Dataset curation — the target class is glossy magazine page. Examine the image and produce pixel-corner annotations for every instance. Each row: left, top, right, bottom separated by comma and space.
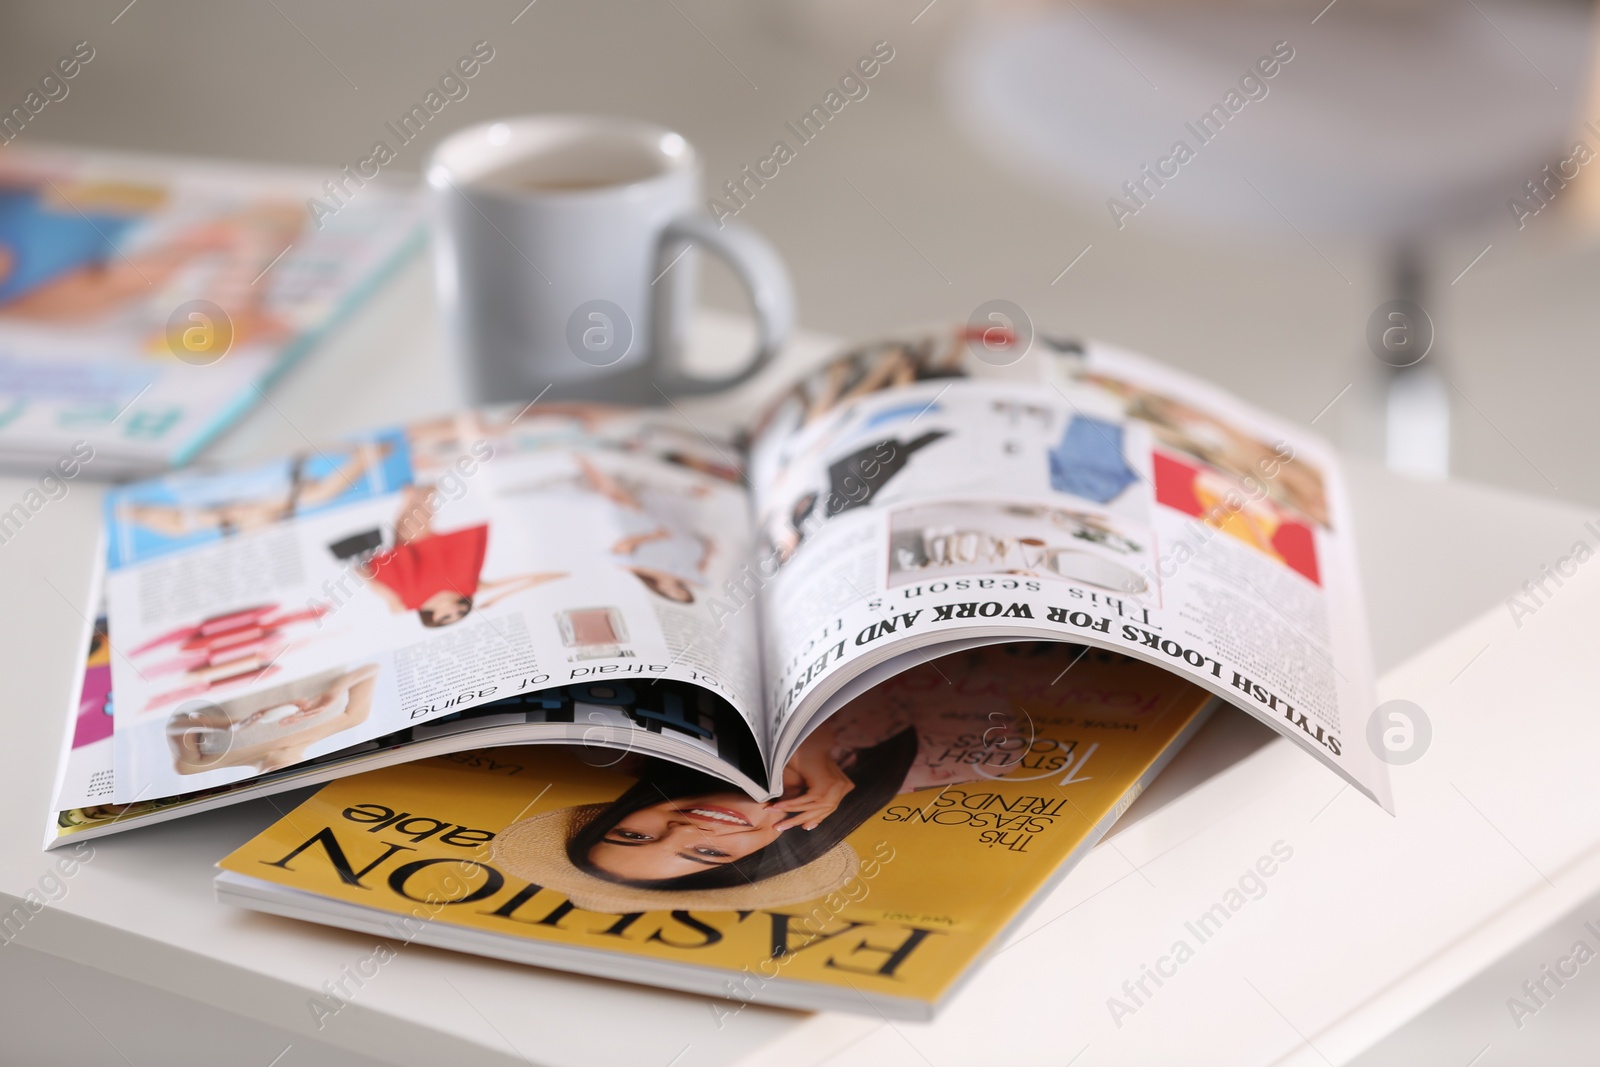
745, 325, 1391, 812
100, 407, 765, 807
216, 644, 1215, 1018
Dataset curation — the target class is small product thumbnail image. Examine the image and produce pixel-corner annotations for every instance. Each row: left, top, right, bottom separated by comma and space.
558, 606, 635, 661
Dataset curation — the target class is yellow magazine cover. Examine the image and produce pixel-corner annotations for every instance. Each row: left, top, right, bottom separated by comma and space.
216, 643, 1216, 1018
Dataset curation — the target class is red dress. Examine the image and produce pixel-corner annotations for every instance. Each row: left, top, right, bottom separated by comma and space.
366, 525, 489, 609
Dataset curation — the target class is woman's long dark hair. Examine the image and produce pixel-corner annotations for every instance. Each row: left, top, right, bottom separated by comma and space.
568, 726, 918, 890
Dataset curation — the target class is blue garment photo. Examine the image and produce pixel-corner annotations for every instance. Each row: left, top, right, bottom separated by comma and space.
1049, 415, 1138, 503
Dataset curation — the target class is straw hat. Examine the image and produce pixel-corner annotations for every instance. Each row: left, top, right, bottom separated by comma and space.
492, 804, 860, 914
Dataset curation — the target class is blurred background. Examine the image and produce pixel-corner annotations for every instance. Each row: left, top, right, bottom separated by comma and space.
5, 0, 1599, 500
3, 0, 1599, 1062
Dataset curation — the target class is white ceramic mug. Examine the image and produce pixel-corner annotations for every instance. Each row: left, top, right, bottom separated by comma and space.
427, 115, 795, 405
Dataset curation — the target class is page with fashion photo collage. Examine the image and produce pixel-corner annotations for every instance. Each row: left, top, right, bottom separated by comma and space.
744, 324, 1390, 812
96, 405, 768, 810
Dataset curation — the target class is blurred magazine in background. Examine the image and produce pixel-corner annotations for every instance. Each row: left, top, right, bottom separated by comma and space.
0, 145, 423, 476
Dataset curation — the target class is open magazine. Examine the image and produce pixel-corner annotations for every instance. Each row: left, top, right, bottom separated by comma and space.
217, 644, 1218, 1019
0, 144, 423, 475
47, 323, 1394, 849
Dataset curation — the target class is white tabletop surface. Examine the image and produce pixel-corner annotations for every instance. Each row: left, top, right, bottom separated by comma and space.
3, 260, 1597, 1066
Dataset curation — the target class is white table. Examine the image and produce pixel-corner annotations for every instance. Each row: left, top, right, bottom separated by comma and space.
3, 260, 1596, 1066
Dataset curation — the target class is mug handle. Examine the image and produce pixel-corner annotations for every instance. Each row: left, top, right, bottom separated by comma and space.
652, 213, 794, 396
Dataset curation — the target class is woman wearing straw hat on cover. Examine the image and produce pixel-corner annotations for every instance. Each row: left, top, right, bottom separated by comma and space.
493, 652, 1023, 913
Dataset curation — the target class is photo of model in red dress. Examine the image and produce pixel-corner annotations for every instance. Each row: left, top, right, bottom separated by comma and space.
356, 486, 566, 628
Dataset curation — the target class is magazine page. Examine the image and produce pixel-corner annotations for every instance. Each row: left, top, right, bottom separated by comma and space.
0, 144, 422, 472
102, 404, 765, 805
46, 585, 765, 846
51, 664, 762, 848
746, 325, 1392, 811
215, 644, 1217, 1018
48, 589, 112, 816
